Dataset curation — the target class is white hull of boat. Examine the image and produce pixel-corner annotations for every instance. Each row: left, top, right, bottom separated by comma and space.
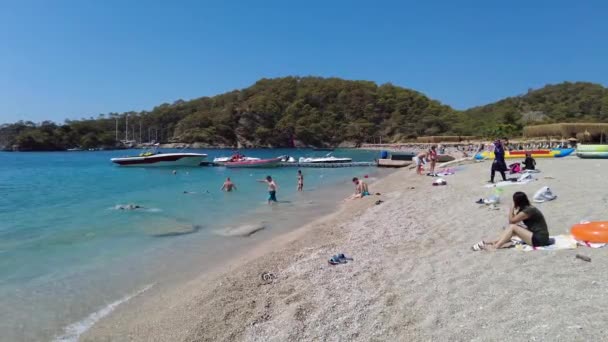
298, 157, 353, 163
111, 153, 207, 167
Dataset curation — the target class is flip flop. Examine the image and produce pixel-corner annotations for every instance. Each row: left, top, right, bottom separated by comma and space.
337, 253, 353, 262
471, 241, 486, 251
475, 199, 484, 204
328, 255, 347, 265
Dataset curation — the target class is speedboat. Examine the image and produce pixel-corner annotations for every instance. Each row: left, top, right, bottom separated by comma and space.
298, 156, 352, 163
224, 158, 281, 168
213, 155, 260, 165
111, 150, 207, 167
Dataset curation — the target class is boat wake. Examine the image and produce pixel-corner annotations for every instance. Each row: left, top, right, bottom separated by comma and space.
54, 283, 154, 342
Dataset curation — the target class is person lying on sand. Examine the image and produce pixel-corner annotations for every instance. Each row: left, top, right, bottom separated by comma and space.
472, 191, 551, 251
347, 177, 370, 199
220, 177, 237, 192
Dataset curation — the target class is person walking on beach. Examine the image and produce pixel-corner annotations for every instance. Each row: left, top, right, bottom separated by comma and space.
413, 151, 428, 175
297, 170, 304, 191
471, 191, 551, 251
258, 175, 278, 204
220, 177, 237, 192
489, 139, 508, 183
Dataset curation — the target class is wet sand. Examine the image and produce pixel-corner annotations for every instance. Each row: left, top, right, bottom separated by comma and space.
84, 157, 608, 341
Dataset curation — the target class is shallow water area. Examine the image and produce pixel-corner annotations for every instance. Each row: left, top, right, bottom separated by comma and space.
0, 148, 387, 341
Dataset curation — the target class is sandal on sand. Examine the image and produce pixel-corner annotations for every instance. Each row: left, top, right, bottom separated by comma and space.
475, 198, 484, 204
471, 241, 487, 251
337, 253, 353, 262
328, 255, 347, 265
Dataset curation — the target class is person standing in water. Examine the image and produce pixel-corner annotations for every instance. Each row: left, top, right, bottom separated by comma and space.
220, 177, 237, 192
297, 170, 304, 192
258, 175, 278, 204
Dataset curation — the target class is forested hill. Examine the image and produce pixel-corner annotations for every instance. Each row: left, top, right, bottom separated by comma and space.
1, 78, 608, 151
460, 82, 608, 137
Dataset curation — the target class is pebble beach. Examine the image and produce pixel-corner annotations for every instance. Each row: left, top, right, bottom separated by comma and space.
83, 157, 608, 341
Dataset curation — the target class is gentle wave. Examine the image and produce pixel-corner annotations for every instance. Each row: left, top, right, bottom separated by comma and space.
54, 283, 154, 342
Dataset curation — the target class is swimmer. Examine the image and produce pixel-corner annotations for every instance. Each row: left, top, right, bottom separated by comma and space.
257, 175, 278, 204
117, 204, 143, 210
172, 170, 177, 175
220, 177, 237, 192
297, 170, 304, 192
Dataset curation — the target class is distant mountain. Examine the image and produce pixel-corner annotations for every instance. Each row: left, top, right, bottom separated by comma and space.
1, 78, 608, 151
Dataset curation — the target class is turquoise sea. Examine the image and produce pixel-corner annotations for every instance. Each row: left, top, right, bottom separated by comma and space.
0, 148, 382, 341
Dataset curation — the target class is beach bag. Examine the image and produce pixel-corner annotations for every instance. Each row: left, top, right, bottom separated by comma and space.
509, 163, 521, 174
533, 186, 557, 203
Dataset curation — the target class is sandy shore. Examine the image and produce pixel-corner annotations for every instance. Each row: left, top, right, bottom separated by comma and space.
84, 157, 608, 341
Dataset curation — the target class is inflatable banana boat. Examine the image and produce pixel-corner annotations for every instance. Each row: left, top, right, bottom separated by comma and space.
575, 144, 608, 159
475, 148, 575, 160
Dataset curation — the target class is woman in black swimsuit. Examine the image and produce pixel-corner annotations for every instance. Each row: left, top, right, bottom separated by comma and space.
472, 192, 551, 251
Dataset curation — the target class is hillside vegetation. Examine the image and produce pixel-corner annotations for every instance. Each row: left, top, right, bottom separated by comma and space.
1, 78, 608, 151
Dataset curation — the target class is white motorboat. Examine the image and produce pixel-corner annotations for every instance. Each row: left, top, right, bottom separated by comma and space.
213, 155, 261, 165
111, 150, 207, 167
298, 155, 352, 163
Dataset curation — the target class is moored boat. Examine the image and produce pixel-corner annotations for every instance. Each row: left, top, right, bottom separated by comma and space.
298, 156, 353, 163
213, 156, 261, 165
224, 158, 281, 168
576, 144, 608, 159
111, 151, 207, 167
475, 148, 574, 160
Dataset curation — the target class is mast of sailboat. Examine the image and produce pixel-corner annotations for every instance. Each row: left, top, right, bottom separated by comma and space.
115, 117, 118, 141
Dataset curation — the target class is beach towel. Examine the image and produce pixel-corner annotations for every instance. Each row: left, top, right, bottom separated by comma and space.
512, 235, 577, 251
512, 235, 606, 251
533, 186, 557, 203
484, 171, 536, 188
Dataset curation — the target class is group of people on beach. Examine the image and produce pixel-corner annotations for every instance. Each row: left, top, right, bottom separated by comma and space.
488, 138, 537, 183
413, 145, 439, 176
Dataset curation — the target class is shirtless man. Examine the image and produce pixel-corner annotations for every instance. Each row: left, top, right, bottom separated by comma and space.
349, 177, 370, 199
257, 175, 278, 204
220, 177, 237, 192
413, 151, 428, 175
297, 170, 304, 192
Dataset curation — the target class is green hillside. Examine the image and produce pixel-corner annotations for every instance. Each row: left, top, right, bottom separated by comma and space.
1, 78, 608, 151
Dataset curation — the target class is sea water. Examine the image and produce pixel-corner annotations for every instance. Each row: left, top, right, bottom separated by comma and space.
0, 148, 382, 341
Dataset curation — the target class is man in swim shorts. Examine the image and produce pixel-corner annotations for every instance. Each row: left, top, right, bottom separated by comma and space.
258, 175, 278, 204
220, 177, 237, 192
350, 177, 370, 199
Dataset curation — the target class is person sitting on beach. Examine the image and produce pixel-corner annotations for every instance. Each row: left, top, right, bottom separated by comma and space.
348, 177, 370, 199
471, 192, 551, 251
220, 177, 237, 192
413, 151, 428, 175
523, 153, 536, 171
257, 176, 278, 204
297, 170, 304, 192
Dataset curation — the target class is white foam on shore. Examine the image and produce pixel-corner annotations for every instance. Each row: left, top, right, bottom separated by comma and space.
54, 283, 154, 342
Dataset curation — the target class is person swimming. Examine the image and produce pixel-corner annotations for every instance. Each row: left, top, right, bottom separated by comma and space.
220, 177, 237, 192
257, 175, 278, 204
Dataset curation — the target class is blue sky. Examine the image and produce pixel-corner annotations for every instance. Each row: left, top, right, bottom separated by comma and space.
1, 0, 607, 123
